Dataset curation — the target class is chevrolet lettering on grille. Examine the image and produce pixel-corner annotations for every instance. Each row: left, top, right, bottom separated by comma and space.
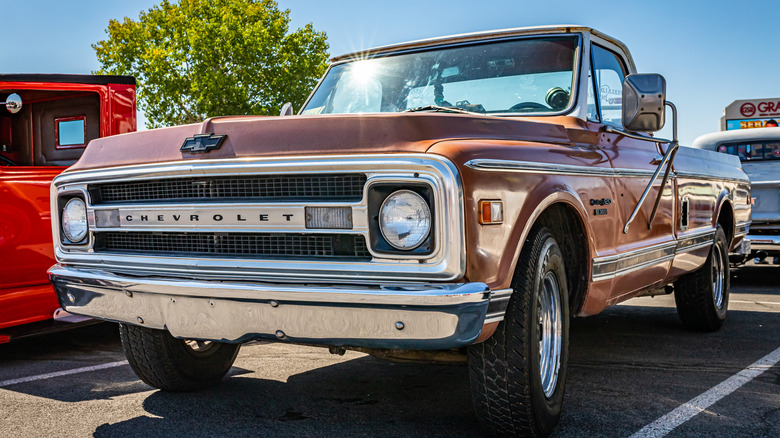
116, 207, 306, 228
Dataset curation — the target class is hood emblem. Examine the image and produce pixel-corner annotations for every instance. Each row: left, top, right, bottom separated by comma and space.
180, 133, 227, 153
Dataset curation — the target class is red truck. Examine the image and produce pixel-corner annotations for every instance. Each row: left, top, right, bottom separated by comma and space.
0, 74, 135, 343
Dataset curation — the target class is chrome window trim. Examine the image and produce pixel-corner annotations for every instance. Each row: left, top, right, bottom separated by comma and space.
52, 154, 466, 283
301, 33, 584, 119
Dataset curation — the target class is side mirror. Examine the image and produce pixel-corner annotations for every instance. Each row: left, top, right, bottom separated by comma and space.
622, 74, 665, 132
280, 102, 294, 116
1, 93, 22, 114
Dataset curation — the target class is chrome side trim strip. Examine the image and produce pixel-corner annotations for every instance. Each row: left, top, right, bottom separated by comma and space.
735, 221, 751, 237
485, 288, 513, 323
465, 159, 752, 184
676, 228, 716, 254
674, 170, 750, 184
592, 228, 717, 282
465, 159, 656, 178
592, 242, 677, 282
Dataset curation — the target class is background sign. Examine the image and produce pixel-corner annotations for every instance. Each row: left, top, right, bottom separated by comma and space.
721, 98, 780, 130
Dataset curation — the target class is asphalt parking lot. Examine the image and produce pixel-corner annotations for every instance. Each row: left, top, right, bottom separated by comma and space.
1, 263, 778, 437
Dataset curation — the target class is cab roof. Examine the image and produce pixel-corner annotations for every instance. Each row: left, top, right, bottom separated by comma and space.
692, 127, 780, 149
331, 25, 633, 66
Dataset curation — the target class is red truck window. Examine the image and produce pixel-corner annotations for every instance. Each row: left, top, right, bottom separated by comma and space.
55, 116, 87, 149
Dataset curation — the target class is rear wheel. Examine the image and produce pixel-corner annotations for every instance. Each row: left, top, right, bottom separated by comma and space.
674, 225, 729, 331
119, 323, 240, 391
468, 227, 569, 437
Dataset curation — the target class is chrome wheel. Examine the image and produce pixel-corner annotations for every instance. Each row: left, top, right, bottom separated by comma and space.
711, 242, 725, 309
538, 270, 562, 398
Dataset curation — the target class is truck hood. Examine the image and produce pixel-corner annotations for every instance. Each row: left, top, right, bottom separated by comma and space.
68, 113, 571, 171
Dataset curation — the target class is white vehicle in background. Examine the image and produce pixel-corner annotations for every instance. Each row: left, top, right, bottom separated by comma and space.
693, 127, 780, 264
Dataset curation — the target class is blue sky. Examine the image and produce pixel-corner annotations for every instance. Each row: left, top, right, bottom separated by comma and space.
2, 0, 778, 145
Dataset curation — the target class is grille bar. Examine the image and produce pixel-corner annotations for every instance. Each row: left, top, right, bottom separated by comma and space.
95, 232, 371, 260
90, 174, 367, 204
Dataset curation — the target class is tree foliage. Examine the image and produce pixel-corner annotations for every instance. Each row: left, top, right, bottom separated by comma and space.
93, 0, 329, 128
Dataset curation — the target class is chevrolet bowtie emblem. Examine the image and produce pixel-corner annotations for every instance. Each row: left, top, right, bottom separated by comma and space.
180, 133, 227, 153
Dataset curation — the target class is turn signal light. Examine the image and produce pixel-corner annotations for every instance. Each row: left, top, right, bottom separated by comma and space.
479, 200, 503, 224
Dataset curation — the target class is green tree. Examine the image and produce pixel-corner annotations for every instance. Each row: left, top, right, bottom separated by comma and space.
93, 0, 329, 128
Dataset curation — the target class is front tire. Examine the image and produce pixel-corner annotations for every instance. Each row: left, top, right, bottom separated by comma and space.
674, 225, 729, 331
119, 324, 240, 391
468, 227, 569, 437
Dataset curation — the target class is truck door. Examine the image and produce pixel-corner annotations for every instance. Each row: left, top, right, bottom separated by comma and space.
587, 45, 676, 302
0, 75, 135, 329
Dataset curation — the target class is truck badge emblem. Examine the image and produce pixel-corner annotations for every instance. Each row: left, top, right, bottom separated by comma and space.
180, 133, 227, 153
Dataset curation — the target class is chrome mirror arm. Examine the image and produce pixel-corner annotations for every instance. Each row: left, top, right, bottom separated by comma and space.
623, 101, 678, 234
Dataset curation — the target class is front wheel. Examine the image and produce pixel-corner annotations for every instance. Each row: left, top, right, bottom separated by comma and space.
674, 225, 729, 331
119, 324, 240, 391
468, 226, 569, 437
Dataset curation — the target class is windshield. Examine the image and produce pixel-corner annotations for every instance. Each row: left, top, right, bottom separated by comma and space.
302, 36, 579, 116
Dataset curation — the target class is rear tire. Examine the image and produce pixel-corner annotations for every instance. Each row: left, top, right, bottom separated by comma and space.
119, 323, 240, 391
467, 227, 569, 437
674, 225, 729, 331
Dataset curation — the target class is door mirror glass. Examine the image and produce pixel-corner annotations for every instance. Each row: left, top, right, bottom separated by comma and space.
2, 93, 22, 114
622, 74, 666, 132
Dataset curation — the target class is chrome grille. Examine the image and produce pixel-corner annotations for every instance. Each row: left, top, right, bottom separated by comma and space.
95, 232, 371, 260
90, 174, 367, 204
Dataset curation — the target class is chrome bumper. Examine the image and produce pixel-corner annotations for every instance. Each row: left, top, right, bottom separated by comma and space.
48, 265, 510, 350
746, 234, 780, 252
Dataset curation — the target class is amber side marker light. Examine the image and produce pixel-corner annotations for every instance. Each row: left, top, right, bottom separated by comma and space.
479, 200, 503, 224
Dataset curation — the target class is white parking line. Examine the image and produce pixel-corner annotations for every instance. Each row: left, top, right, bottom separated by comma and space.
629, 346, 780, 438
0, 360, 128, 388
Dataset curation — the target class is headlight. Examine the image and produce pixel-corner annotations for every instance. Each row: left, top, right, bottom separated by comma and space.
62, 198, 88, 243
379, 190, 431, 250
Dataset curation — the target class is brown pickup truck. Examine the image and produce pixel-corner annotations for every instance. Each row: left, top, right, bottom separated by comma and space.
48, 26, 750, 436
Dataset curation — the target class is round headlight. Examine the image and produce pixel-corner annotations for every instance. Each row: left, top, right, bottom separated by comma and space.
379, 190, 431, 250
62, 198, 88, 243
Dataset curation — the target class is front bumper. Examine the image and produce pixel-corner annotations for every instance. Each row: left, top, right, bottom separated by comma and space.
746, 234, 780, 252
48, 265, 510, 350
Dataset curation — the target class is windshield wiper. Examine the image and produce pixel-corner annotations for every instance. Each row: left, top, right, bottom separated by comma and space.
404, 105, 481, 115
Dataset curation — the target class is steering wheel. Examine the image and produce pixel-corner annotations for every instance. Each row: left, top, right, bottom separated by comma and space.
509, 101, 550, 112
0, 155, 17, 166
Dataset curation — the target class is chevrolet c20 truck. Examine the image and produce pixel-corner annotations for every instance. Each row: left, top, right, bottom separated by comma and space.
48, 26, 750, 436
0, 74, 135, 343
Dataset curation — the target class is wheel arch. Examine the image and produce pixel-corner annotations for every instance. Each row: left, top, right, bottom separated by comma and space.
507, 189, 592, 316
715, 190, 735, 245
